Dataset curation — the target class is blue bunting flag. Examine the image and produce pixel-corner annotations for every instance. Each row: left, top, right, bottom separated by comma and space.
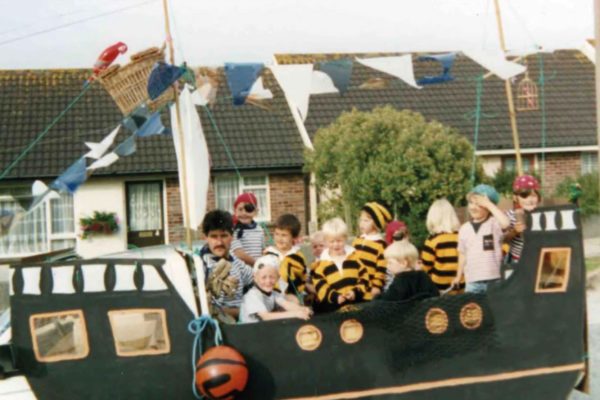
224, 63, 264, 105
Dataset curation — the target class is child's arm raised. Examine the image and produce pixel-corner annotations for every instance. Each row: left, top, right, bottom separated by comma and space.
474, 195, 510, 230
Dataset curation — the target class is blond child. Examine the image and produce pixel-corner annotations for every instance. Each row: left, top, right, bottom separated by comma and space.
421, 199, 463, 293
452, 185, 510, 293
312, 218, 369, 312
504, 175, 541, 262
352, 201, 392, 299
239, 255, 312, 323
377, 241, 439, 301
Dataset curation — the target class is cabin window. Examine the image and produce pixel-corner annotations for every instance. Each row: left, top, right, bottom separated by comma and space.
30, 310, 89, 363
581, 152, 598, 175
214, 175, 271, 222
535, 247, 571, 293
108, 309, 170, 357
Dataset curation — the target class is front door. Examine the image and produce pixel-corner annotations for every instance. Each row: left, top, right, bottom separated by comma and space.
126, 181, 165, 248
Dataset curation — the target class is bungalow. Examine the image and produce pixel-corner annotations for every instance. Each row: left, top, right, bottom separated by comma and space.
0, 48, 596, 259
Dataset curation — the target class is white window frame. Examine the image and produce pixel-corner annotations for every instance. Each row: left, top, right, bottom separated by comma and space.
214, 175, 271, 223
581, 152, 598, 175
0, 188, 76, 258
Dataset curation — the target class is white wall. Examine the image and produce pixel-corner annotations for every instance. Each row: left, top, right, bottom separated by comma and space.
74, 180, 127, 258
481, 156, 502, 177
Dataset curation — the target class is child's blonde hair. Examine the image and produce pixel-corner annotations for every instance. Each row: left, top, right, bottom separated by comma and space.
253, 255, 280, 274
310, 230, 326, 244
384, 240, 419, 270
426, 199, 460, 234
321, 218, 348, 238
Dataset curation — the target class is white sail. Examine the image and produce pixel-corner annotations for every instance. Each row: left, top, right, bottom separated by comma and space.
170, 85, 210, 230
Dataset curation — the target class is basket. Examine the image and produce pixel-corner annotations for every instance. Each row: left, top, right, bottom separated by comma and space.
98, 46, 175, 116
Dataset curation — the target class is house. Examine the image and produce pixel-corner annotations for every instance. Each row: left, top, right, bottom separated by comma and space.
0, 68, 308, 259
0, 49, 596, 259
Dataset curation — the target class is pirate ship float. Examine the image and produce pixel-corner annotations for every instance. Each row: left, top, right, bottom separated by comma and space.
0, 204, 588, 399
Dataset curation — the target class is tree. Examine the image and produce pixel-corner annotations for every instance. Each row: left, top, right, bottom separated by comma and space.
554, 172, 599, 217
305, 106, 485, 245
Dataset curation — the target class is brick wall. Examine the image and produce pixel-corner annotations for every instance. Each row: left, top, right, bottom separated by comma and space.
541, 152, 581, 195
165, 173, 308, 243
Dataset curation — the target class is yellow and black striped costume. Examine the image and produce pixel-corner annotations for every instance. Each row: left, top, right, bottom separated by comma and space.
420, 232, 464, 293
312, 249, 369, 307
351, 235, 387, 299
265, 246, 308, 296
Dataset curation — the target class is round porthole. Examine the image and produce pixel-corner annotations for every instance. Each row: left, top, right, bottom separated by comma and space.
340, 319, 364, 344
425, 308, 448, 335
295, 324, 322, 351
460, 303, 483, 330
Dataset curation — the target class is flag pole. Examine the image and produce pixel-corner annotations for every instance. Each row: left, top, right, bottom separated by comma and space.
162, 0, 193, 250
493, 0, 524, 177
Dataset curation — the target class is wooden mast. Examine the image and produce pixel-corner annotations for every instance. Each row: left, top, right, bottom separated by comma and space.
493, 0, 524, 176
163, 0, 193, 249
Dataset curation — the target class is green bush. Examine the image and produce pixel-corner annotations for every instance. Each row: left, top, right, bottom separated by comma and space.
554, 173, 599, 217
305, 106, 484, 246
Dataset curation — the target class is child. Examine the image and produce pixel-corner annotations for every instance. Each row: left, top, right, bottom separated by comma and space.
421, 199, 463, 294
305, 230, 326, 297
504, 175, 541, 262
231, 192, 265, 266
377, 240, 439, 301
352, 201, 392, 300
239, 255, 312, 323
312, 218, 369, 312
264, 214, 309, 300
452, 184, 510, 294
385, 220, 409, 245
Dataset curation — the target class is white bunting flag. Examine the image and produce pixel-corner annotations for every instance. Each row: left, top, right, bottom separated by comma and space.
87, 152, 119, 171
356, 55, 421, 89
310, 70, 339, 95
463, 49, 527, 80
270, 64, 313, 121
84, 125, 121, 159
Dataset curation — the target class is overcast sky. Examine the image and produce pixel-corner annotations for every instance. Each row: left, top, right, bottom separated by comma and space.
0, 0, 594, 69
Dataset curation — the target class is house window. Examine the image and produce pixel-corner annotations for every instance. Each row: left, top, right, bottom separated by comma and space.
30, 310, 89, 363
214, 176, 270, 222
503, 156, 534, 173
108, 309, 170, 357
0, 188, 75, 257
581, 152, 598, 175
535, 247, 571, 293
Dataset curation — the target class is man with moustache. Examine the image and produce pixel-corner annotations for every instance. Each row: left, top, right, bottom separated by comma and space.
199, 209, 253, 319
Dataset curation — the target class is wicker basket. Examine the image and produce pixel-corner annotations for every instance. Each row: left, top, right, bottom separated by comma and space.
98, 47, 175, 116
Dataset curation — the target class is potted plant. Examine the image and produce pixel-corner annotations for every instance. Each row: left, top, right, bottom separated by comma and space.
80, 211, 119, 239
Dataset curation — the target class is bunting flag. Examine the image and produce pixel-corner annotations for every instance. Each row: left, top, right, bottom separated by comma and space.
29, 180, 60, 211
170, 85, 210, 229
270, 64, 313, 121
462, 49, 526, 80
123, 104, 151, 132
87, 152, 119, 171
51, 158, 88, 194
135, 112, 166, 137
114, 135, 137, 157
147, 62, 185, 100
310, 70, 339, 94
417, 53, 457, 85
84, 125, 120, 159
191, 72, 219, 106
0, 210, 17, 237
224, 63, 264, 105
247, 77, 273, 101
356, 55, 421, 89
317, 59, 353, 94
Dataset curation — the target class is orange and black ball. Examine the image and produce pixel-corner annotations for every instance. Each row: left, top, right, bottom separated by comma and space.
195, 345, 248, 400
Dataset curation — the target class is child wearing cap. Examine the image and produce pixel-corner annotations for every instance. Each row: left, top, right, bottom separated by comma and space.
239, 255, 312, 323
312, 218, 369, 312
421, 199, 463, 294
504, 175, 541, 262
231, 192, 265, 266
352, 201, 392, 300
377, 240, 439, 302
452, 185, 510, 294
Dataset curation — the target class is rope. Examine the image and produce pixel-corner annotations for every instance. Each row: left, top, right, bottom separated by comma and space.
538, 52, 547, 193
201, 105, 274, 245
188, 315, 223, 399
469, 75, 484, 188
0, 83, 92, 181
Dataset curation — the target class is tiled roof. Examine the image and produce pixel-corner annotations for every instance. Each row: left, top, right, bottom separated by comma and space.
0, 67, 304, 180
296, 50, 596, 152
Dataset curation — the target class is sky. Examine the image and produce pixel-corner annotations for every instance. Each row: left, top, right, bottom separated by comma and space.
0, 0, 594, 69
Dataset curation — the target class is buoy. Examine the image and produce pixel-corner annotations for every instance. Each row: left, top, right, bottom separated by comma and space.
195, 345, 248, 400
